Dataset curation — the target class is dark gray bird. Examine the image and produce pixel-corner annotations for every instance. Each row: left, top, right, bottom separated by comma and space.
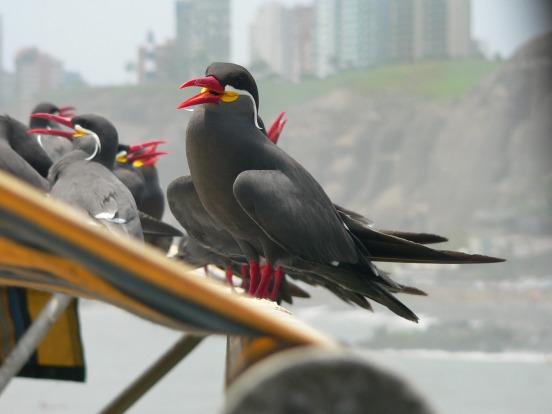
174, 62, 504, 322
0, 138, 49, 191
137, 154, 165, 220
0, 102, 68, 182
167, 175, 249, 285
166, 145, 408, 307
0, 102, 76, 187
114, 142, 181, 252
29, 102, 76, 163
168, 174, 291, 300
114, 141, 167, 216
0, 115, 53, 179
30, 113, 143, 240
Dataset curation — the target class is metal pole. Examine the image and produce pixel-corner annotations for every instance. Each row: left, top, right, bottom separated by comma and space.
98, 334, 204, 414
0, 292, 73, 394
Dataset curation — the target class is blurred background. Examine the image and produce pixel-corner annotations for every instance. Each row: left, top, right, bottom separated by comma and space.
1, 1, 551, 413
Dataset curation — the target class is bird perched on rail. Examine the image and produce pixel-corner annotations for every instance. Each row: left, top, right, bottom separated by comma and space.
168, 113, 294, 297
167, 115, 416, 306
173, 62, 504, 322
29, 113, 144, 240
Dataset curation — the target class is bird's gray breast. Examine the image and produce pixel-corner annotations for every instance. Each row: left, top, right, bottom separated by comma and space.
185, 107, 266, 237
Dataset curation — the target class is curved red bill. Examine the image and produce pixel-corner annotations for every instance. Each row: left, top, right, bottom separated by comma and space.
126, 150, 168, 163
177, 76, 225, 109
58, 106, 76, 117
27, 128, 74, 139
127, 140, 166, 154
141, 157, 160, 167
30, 113, 73, 129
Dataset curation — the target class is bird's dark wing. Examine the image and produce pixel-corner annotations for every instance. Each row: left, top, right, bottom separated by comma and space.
233, 170, 358, 263
176, 235, 230, 268
377, 230, 448, 244
167, 175, 245, 260
0, 144, 49, 191
0, 115, 53, 177
334, 203, 374, 226
114, 165, 146, 208
138, 212, 183, 237
334, 204, 448, 244
140, 167, 165, 220
50, 163, 142, 240
342, 218, 504, 263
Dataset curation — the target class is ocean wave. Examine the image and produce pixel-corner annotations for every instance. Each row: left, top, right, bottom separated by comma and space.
361, 348, 552, 364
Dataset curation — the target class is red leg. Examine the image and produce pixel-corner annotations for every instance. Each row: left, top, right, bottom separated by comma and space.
225, 266, 235, 289
240, 264, 249, 290
255, 263, 274, 298
268, 267, 284, 302
248, 260, 260, 295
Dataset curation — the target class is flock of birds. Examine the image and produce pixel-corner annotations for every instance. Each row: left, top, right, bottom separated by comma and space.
0, 62, 504, 323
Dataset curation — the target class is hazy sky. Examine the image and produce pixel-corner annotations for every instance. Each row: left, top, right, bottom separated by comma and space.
1, 0, 551, 86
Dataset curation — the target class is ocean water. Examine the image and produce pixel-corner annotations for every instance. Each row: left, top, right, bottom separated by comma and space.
1, 300, 551, 413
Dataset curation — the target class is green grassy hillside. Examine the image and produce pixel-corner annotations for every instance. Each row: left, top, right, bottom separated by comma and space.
30, 58, 502, 118
258, 59, 503, 115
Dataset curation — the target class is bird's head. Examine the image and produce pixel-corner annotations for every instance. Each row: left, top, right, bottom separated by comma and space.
28, 102, 76, 129
177, 62, 261, 128
28, 113, 119, 168
116, 140, 167, 168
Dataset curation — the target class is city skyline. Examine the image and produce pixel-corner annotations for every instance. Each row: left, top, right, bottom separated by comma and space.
1, 0, 551, 86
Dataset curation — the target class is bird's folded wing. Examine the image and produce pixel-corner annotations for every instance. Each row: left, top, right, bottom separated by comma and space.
344, 218, 504, 264
138, 211, 183, 237
167, 175, 244, 259
233, 170, 357, 263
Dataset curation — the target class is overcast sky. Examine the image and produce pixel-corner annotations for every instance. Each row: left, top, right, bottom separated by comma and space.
1, 0, 551, 86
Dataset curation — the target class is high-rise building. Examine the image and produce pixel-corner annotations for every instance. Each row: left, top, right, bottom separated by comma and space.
290, 6, 315, 81
446, 0, 471, 58
314, 0, 340, 77
314, 0, 472, 77
250, 2, 290, 79
175, 0, 230, 79
15, 48, 64, 100
0, 15, 4, 71
136, 31, 179, 84
340, 0, 389, 69
138, 31, 158, 83
387, 0, 416, 63
250, 3, 314, 81
0, 15, 11, 109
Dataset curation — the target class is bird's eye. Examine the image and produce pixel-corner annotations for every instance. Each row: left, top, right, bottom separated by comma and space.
235, 76, 245, 89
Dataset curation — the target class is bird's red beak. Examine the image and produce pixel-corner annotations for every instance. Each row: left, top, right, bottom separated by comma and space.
58, 106, 76, 118
127, 140, 166, 154
30, 113, 73, 128
122, 141, 167, 167
127, 146, 167, 167
177, 76, 225, 109
140, 156, 160, 167
126, 150, 168, 163
27, 113, 75, 139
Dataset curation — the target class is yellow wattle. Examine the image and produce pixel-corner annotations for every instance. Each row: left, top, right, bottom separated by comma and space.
221, 91, 239, 103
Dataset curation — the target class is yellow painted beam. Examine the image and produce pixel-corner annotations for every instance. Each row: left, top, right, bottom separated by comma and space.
0, 171, 335, 347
